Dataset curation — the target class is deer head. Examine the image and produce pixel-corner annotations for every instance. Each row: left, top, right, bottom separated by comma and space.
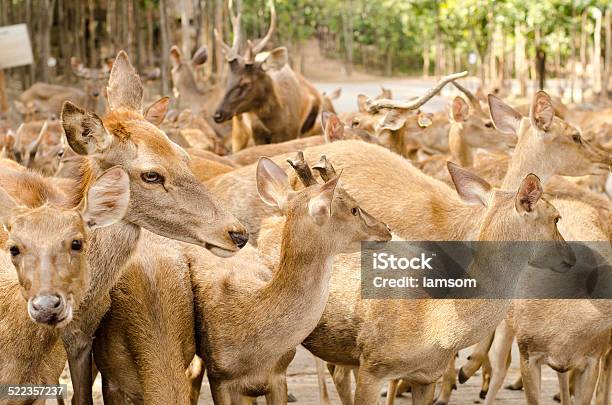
257, 152, 392, 253
0, 167, 130, 327
488, 91, 611, 178
448, 96, 516, 166
61, 51, 248, 257
448, 162, 575, 273
71, 57, 112, 111
169, 45, 210, 107
213, 0, 279, 123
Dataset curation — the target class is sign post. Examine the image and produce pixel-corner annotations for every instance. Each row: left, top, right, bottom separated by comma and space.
0, 23, 34, 113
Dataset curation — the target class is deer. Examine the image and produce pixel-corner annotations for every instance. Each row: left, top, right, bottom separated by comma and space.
190, 153, 391, 404
92, 231, 204, 405
169, 45, 231, 140
344, 72, 468, 158
54, 50, 248, 405
255, 158, 574, 405
0, 165, 130, 400
213, 0, 324, 149
15, 58, 110, 120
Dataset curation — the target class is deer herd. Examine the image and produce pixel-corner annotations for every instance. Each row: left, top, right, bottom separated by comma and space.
0, 2, 611, 405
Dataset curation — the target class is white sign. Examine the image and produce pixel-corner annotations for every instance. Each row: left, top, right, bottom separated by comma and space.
0, 24, 34, 69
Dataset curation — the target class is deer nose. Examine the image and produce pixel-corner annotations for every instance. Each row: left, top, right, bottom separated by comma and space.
29, 293, 65, 325
229, 230, 249, 249
92, 90, 100, 97
213, 111, 225, 123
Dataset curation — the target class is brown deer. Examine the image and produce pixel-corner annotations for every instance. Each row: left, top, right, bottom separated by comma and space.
213, 0, 324, 148
55, 50, 248, 405
191, 153, 391, 404
93, 231, 203, 405
0, 165, 130, 399
256, 161, 574, 405
169, 45, 231, 140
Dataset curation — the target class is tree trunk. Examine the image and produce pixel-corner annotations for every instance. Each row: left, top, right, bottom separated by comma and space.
39, 0, 56, 82
515, 23, 527, 96
422, 33, 430, 77
146, 4, 154, 68
342, 0, 353, 76
181, 0, 191, 57
134, 0, 144, 72
214, 0, 224, 79
88, 0, 97, 66
605, 8, 611, 93
580, 11, 589, 99
0, 70, 8, 114
160, 0, 170, 95
592, 8, 602, 95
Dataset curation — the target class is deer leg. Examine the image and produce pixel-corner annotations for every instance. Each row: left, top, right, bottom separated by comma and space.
574, 358, 600, 405
354, 366, 384, 405
315, 357, 332, 405
595, 341, 612, 405
329, 364, 354, 405
385, 379, 399, 405
411, 383, 436, 405
483, 321, 514, 405
458, 332, 495, 384
100, 375, 128, 405
480, 355, 492, 399
209, 378, 232, 405
265, 375, 288, 405
557, 372, 571, 405
433, 355, 457, 405
66, 336, 94, 405
519, 354, 541, 405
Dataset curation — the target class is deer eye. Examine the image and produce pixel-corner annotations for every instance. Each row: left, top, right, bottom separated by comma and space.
71, 240, 83, 252
57, 149, 65, 158
554, 216, 561, 224
141, 171, 164, 184
484, 121, 493, 128
572, 134, 581, 144
9, 245, 20, 257
351, 207, 359, 216
351, 119, 360, 128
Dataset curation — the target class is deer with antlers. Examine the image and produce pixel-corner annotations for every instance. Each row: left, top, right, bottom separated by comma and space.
213, 0, 324, 150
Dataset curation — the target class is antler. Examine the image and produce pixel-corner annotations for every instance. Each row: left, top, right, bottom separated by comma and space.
251, 0, 276, 54
311, 155, 337, 182
452, 81, 485, 115
214, 0, 243, 60
367, 71, 468, 112
287, 151, 318, 186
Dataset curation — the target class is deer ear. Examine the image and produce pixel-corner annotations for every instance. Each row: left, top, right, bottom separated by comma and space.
107, 51, 144, 113
447, 162, 492, 206
357, 95, 368, 112
323, 112, 344, 142
417, 111, 433, 128
191, 46, 208, 65
488, 94, 522, 135
144, 97, 170, 126
82, 166, 130, 230
70, 57, 86, 77
451, 97, 469, 122
515, 173, 543, 214
256, 157, 290, 209
328, 87, 342, 100
170, 46, 182, 68
530, 91, 555, 132
61, 101, 112, 156
308, 176, 339, 226
261, 47, 288, 71
379, 109, 408, 131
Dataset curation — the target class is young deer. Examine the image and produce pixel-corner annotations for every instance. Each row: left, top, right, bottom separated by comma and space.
0, 166, 129, 396
213, 0, 324, 146
56, 50, 248, 405
191, 153, 391, 404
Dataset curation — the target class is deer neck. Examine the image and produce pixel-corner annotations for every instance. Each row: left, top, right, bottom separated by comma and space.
502, 126, 552, 189
73, 158, 142, 308
448, 124, 473, 167
254, 220, 335, 354
251, 78, 282, 126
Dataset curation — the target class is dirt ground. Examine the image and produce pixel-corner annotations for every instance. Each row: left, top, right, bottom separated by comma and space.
59, 344, 567, 404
